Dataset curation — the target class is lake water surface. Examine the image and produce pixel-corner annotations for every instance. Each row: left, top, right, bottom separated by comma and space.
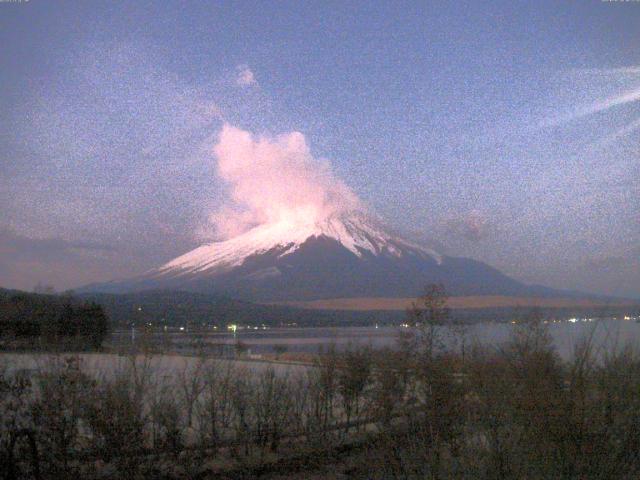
175, 318, 640, 360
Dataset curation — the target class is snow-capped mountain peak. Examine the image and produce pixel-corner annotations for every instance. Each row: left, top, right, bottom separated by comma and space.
83, 210, 547, 302
156, 212, 442, 277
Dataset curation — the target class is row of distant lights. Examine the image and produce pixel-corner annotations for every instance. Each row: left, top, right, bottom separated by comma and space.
227, 324, 271, 331
136, 307, 271, 332
397, 316, 638, 328
565, 315, 637, 323
512, 315, 638, 325
134, 304, 637, 331
160, 318, 639, 331
154, 323, 272, 332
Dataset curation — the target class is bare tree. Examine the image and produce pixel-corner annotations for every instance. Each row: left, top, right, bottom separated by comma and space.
81, 359, 151, 475
314, 345, 339, 433
337, 347, 372, 434
150, 384, 184, 455
196, 361, 236, 452
176, 357, 206, 429
406, 283, 450, 359
367, 348, 409, 428
251, 367, 292, 456
0, 368, 39, 480
31, 356, 94, 476
229, 367, 253, 458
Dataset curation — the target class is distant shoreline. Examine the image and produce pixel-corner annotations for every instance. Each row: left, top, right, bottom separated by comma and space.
271, 295, 640, 311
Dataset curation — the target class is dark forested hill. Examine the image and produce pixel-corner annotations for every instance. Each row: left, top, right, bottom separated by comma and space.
0, 288, 109, 348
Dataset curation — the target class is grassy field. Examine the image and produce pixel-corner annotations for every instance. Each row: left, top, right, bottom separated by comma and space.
273, 295, 638, 311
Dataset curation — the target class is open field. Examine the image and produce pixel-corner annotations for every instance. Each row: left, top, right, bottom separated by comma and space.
274, 295, 639, 311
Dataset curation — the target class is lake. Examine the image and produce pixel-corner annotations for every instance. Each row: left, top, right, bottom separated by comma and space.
121, 317, 640, 361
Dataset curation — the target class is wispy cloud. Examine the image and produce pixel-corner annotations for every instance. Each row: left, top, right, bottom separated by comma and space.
0, 228, 126, 291
445, 210, 490, 242
570, 66, 640, 76
236, 65, 257, 86
544, 67, 640, 128
597, 116, 640, 147
573, 86, 640, 119
0, 228, 115, 261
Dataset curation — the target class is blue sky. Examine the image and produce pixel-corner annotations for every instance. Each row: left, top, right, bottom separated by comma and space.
1, 0, 639, 297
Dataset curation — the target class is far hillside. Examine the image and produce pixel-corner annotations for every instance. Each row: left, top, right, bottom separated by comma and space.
77, 289, 389, 327
3, 288, 636, 335
80, 289, 639, 328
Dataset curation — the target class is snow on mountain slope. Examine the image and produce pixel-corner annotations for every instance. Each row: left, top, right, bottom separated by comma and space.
156, 212, 442, 277
82, 210, 563, 301
78, 126, 577, 301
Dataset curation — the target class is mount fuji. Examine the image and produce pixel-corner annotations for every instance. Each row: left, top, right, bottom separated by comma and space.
86, 211, 559, 302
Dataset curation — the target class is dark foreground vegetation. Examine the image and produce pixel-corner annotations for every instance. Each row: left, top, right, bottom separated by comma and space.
3, 296, 640, 479
0, 290, 109, 351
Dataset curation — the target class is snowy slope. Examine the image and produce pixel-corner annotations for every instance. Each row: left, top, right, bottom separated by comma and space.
83, 212, 563, 301
155, 212, 442, 277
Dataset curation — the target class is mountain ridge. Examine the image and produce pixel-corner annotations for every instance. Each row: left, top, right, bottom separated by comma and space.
81, 211, 586, 302
154, 211, 441, 277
